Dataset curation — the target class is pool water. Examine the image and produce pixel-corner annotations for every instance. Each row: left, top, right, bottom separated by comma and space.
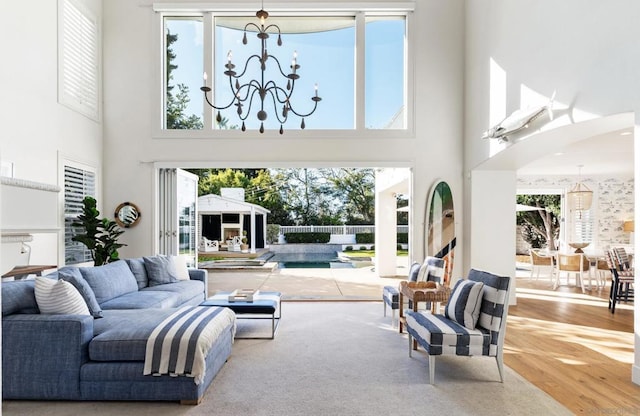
269, 252, 354, 269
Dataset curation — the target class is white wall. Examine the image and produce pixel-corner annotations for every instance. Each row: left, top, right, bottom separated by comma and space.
465, 0, 640, 384
102, 0, 466, 282
0, 0, 103, 267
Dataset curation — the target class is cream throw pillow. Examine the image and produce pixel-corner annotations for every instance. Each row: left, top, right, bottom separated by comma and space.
171, 255, 190, 280
35, 277, 90, 315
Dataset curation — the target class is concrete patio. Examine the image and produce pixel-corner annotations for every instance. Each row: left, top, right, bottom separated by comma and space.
204, 257, 411, 301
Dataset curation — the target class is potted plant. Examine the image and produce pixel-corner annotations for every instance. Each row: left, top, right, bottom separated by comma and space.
240, 230, 249, 253
72, 196, 127, 266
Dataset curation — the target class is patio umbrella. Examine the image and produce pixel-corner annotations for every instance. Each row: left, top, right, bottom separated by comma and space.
516, 204, 545, 212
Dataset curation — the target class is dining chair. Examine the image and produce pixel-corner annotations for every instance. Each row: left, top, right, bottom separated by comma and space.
529, 249, 555, 281
613, 247, 633, 271
605, 249, 634, 314
554, 253, 589, 293
597, 258, 611, 283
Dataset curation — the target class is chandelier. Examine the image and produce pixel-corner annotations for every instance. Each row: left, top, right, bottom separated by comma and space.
567, 165, 593, 216
201, 6, 322, 134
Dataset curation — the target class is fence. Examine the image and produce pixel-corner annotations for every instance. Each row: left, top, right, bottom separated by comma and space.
279, 225, 409, 235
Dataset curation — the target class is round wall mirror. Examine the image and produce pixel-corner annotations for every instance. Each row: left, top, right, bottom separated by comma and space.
424, 180, 456, 285
114, 202, 141, 228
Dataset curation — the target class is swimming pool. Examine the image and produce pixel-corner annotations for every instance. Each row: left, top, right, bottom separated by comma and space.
269, 252, 354, 269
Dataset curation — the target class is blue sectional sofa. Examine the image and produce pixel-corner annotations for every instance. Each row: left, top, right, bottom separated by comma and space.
2, 257, 235, 404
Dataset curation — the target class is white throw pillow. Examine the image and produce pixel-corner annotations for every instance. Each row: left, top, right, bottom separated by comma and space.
171, 255, 190, 280
34, 277, 90, 315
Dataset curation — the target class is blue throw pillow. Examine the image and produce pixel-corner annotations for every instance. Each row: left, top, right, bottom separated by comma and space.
407, 262, 421, 282
445, 279, 484, 330
58, 266, 103, 318
125, 257, 149, 289
79, 260, 139, 304
143, 255, 180, 286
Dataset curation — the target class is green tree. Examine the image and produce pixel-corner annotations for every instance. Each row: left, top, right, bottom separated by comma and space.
516, 194, 561, 250
321, 168, 375, 224
196, 168, 251, 196
245, 170, 292, 225
165, 30, 203, 130
275, 168, 340, 225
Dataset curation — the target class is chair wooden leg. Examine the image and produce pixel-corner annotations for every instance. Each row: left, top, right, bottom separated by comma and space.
429, 355, 435, 384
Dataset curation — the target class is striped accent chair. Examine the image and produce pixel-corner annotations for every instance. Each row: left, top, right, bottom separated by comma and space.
382, 257, 446, 327
405, 269, 511, 384
383, 262, 420, 327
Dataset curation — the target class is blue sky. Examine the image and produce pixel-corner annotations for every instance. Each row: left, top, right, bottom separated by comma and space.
167, 16, 404, 131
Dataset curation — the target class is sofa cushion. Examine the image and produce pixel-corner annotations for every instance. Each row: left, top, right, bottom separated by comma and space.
58, 266, 103, 318
34, 277, 90, 316
445, 279, 484, 330
140, 280, 205, 305
99, 290, 180, 310
1, 280, 39, 316
143, 255, 180, 286
125, 258, 149, 289
80, 260, 139, 305
90, 309, 181, 361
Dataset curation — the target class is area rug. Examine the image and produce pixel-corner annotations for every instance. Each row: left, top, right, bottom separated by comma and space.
2, 302, 570, 416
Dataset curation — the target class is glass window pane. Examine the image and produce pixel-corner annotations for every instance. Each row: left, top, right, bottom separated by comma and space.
165, 17, 204, 129
213, 16, 355, 131
365, 17, 406, 129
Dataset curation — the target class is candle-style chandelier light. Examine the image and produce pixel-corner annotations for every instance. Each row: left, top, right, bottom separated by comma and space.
201, 5, 322, 134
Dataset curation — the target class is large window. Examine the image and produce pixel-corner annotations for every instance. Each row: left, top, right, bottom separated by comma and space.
64, 163, 96, 264
158, 5, 410, 135
58, 0, 100, 121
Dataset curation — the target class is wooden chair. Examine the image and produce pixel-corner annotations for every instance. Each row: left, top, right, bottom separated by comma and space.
554, 253, 589, 293
597, 259, 611, 283
605, 249, 634, 314
529, 249, 554, 281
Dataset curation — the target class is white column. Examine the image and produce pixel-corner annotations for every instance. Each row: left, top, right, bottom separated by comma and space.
633, 121, 640, 386
375, 190, 397, 277
263, 213, 268, 248
250, 207, 256, 254
470, 170, 517, 305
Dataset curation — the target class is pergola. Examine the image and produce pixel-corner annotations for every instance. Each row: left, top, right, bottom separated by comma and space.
198, 192, 270, 254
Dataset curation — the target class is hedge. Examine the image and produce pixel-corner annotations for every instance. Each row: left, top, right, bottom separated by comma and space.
355, 232, 408, 244
284, 232, 331, 244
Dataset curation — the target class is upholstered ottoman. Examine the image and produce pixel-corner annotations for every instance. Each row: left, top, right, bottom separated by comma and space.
202, 291, 281, 339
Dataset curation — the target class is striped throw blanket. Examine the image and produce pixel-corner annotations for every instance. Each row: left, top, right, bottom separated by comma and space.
143, 306, 236, 385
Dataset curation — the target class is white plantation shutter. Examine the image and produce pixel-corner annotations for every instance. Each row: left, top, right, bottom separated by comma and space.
64, 164, 96, 264
59, 0, 100, 120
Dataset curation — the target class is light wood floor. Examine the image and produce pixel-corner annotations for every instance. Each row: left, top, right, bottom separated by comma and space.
505, 274, 640, 414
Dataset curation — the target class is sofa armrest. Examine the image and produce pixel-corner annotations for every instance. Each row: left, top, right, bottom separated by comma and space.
2, 314, 94, 400
189, 268, 208, 288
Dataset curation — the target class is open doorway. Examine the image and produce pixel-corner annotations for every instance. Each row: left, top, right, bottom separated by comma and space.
156, 166, 413, 299
515, 190, 562, 278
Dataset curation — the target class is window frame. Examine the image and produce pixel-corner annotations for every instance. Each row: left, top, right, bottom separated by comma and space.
152, 2, 415, 139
